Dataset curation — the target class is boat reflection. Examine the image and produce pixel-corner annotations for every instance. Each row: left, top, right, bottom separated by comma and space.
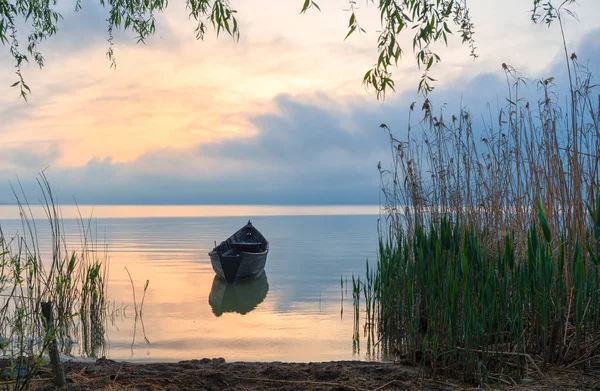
209, 272, 269, 317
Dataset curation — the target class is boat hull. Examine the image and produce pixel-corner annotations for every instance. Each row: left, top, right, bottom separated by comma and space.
208, 220, 269, 284
209, 250, 268, 283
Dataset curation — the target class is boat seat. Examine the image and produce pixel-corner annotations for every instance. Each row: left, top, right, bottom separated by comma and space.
232, 241, 261, 246
231, 241, 263, 253
223, 248, 239, 256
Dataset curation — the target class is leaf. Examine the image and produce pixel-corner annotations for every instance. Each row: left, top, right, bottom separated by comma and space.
301, 0, 311, 13
344, 25, 356, 41
537, 200, 552, 243
426, 56, 433, 70
10, 81, 20, 87
585, 242, 600, 266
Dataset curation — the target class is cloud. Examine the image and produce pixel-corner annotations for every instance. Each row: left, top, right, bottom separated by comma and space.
1, 23, 599, 206
0, 142, 61, 170
198, 95, 380, 164
6, 94, 391, 205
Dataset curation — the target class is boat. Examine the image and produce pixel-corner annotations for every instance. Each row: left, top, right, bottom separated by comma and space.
208, 220, 269, 283
208, 271, 269, 316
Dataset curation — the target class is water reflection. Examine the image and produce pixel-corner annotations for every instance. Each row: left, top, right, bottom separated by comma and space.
80, 308, 107, 359
57, 300, 151, 360
0, 215, 380, 362
209, 272, 269, 317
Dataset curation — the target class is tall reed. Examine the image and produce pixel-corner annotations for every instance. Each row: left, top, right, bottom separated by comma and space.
0, 174, 109, 389
356, 53, 600, 383
380, 60, 599, 262
358, 201, 600, 383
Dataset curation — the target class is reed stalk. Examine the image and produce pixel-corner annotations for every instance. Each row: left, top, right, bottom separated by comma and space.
355, 55, 600, 383
0, 174, 110, 389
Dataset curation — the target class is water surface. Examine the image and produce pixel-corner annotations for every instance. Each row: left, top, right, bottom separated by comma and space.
0, 206, 381, 363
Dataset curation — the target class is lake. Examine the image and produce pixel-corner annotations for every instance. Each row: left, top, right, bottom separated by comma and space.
0, 205, 384, 363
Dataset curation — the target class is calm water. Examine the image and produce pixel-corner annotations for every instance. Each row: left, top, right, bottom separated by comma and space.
0, 205, 382, 363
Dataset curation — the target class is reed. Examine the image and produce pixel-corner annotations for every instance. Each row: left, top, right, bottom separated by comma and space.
357, 202, 600, 383
380, 59, 599, 261
355, 51, 600, 383
0, 174, 110, 389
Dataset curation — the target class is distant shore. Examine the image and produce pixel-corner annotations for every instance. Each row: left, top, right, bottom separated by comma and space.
0, 204, 380, 220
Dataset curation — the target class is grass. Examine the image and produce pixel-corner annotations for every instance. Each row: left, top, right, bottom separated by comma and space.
0, 174, 110, 390
353, 31, 600, 384
358, 207, 600, 383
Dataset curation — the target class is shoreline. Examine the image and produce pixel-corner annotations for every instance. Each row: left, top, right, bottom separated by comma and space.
34, 357, 462, 391
59, 356, 395, 365
23, 356, 597, 390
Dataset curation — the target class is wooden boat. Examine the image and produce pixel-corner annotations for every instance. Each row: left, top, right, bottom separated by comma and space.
208, 220, 269, 283
208, 271, 269, 316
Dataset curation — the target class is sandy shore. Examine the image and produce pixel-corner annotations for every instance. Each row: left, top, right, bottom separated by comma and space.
18, 357, 597, 390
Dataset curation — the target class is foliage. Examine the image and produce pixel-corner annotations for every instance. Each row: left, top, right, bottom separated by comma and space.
356, 206, 600, 383
1, 0, 239, 101
0, 174, 109, 389
0, 0, 580, 100
352, 5, 600, 379
340, 0, 477, 98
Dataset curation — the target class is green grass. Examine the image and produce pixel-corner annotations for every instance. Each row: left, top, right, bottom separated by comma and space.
355, 202, 600, 383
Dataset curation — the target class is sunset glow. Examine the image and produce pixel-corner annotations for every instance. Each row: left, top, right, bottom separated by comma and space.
1, 0, 599, 205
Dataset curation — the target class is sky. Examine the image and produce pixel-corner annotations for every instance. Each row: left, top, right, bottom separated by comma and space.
0, 0, 599, 205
